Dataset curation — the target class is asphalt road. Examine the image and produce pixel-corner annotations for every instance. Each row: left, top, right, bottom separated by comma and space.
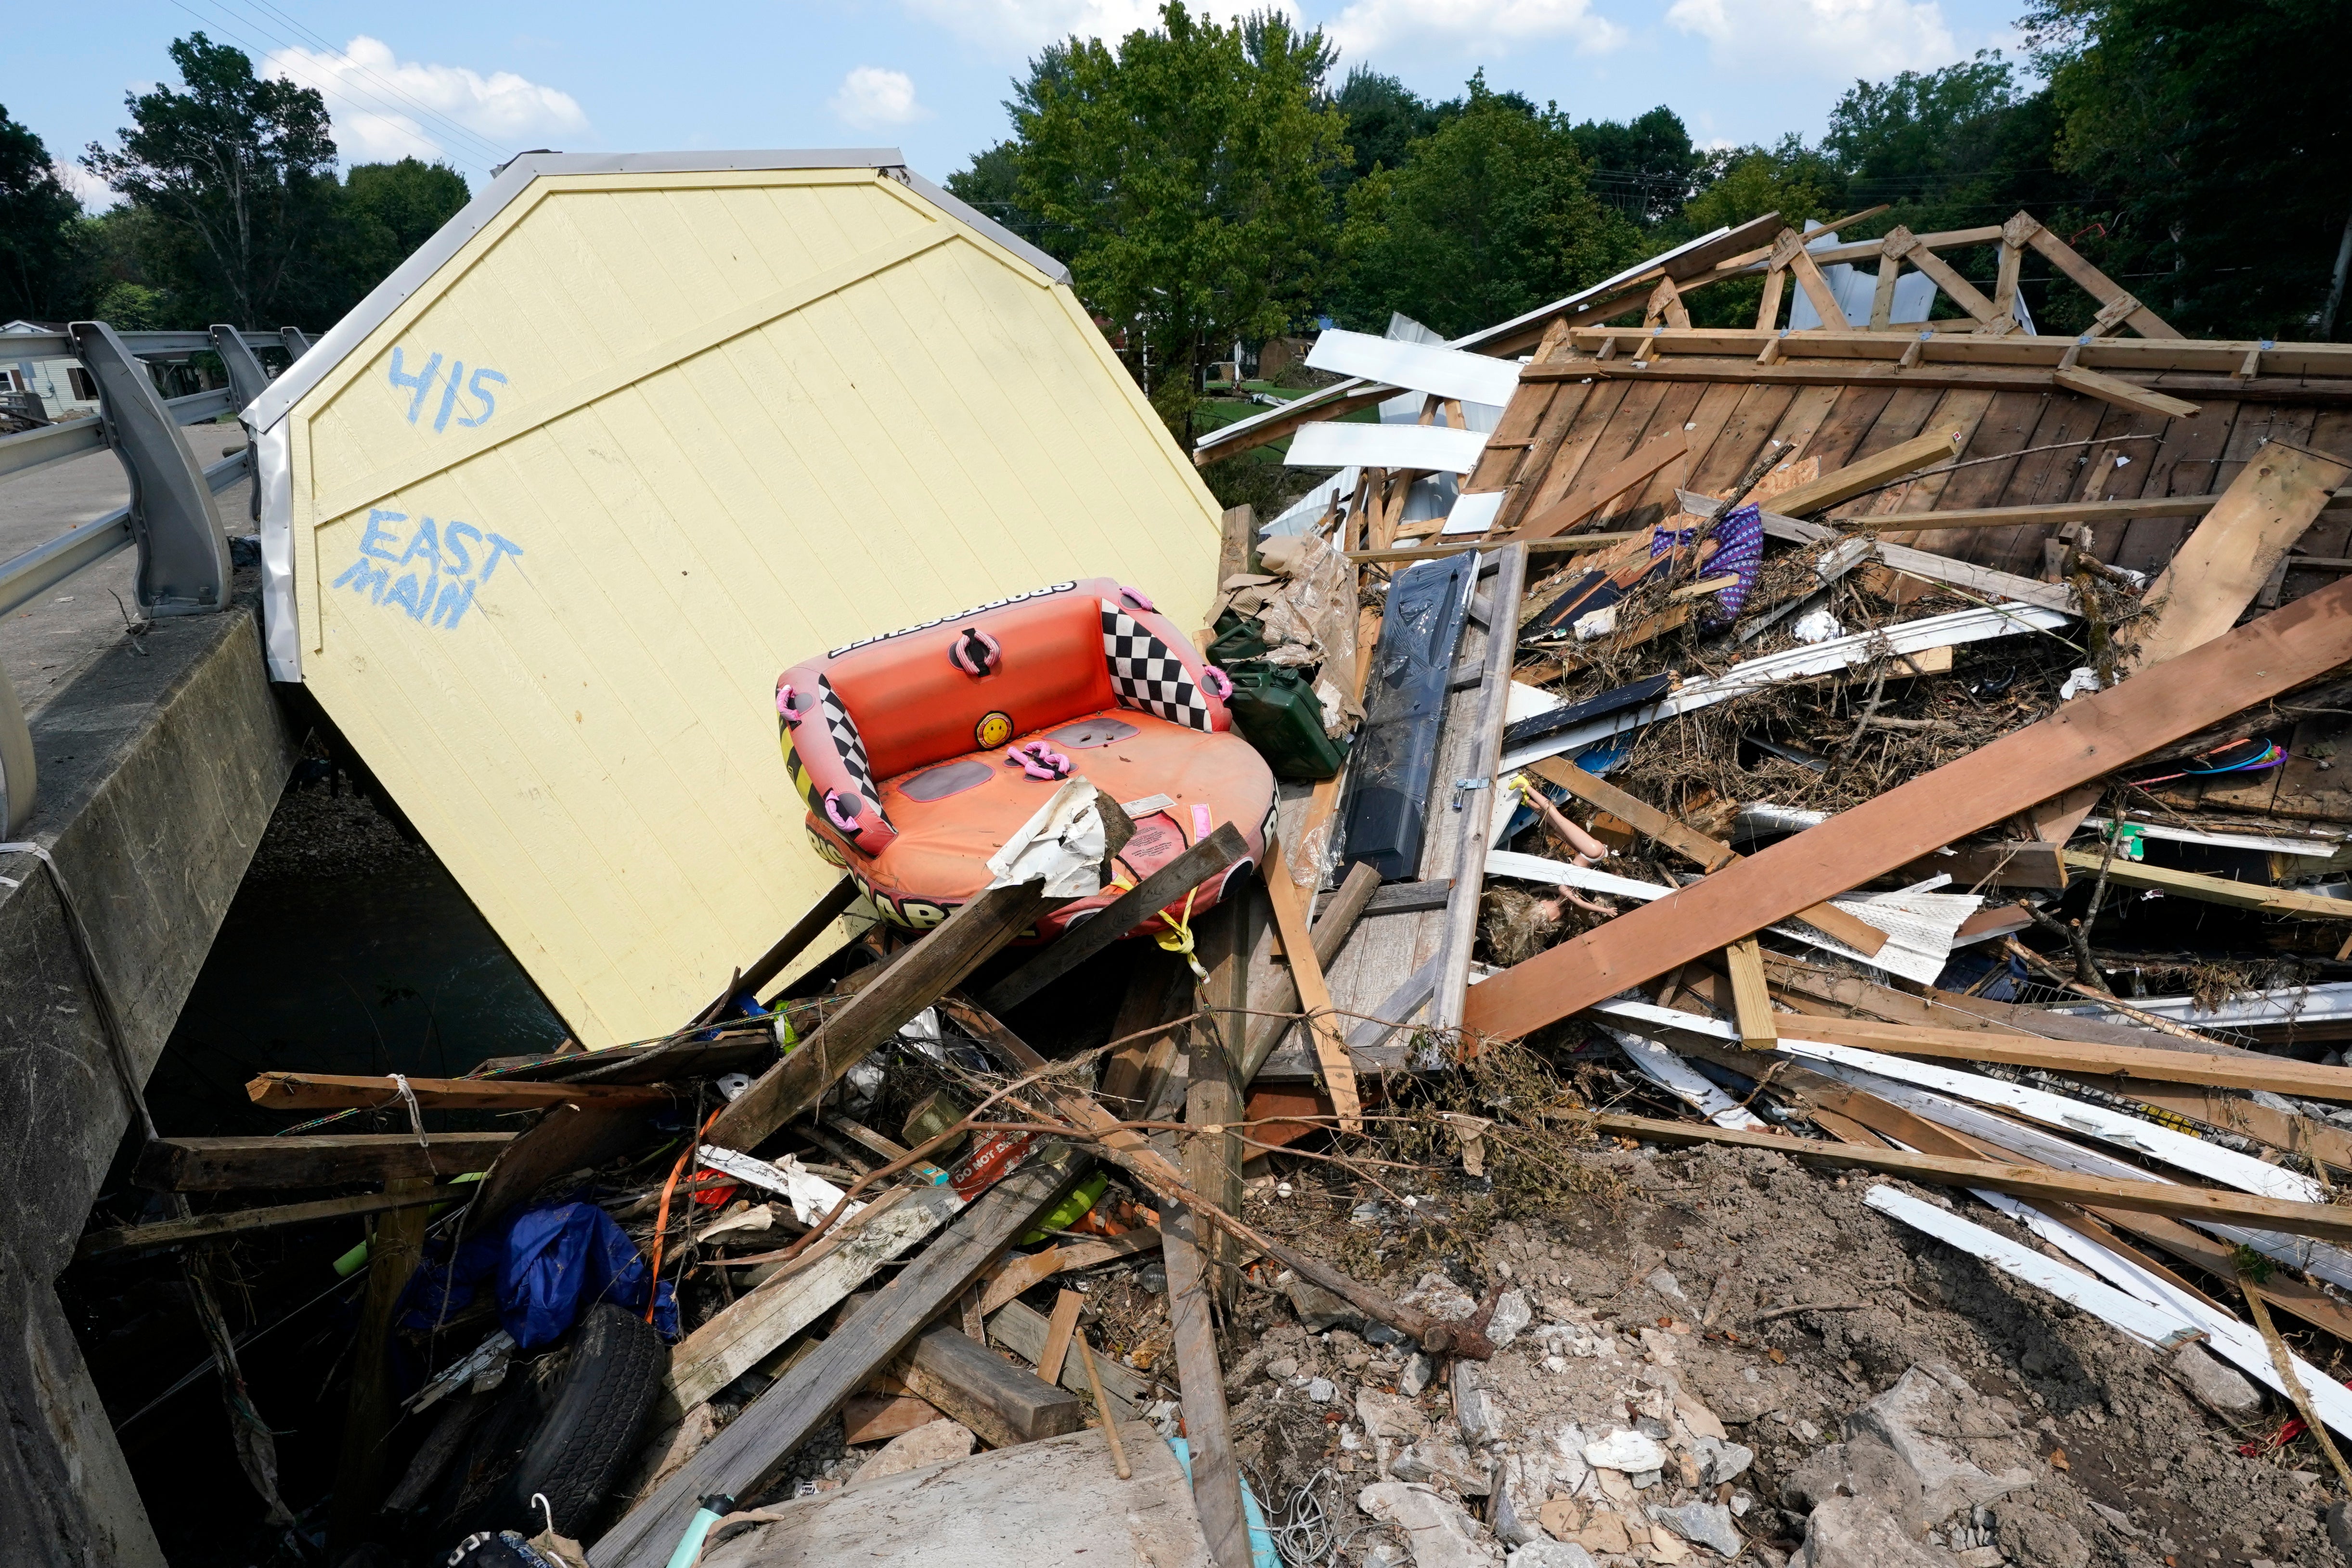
0, 417, 253, 718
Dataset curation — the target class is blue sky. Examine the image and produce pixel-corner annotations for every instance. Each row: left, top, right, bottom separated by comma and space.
14, 0, 2034, 207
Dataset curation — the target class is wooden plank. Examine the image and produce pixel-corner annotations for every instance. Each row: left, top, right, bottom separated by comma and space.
1162, 1202, 1251, 1568
2135, 444, 2352, 668
1037, 1289, 1083, 1387
988, 1298, 1162, 1417
1260, 844, 1363, 1129
893, 1322, 1086, 1449
1758, 512, 2075, 614
1762, 426, 1961, 516
706, 878, 1053, 1153
690, 873, 859, 1026
2054, 1076, 2352, 1174
1513, 433, 1689, 540
1188, 897, 1250, 1302
1241, 862, 1383, 1083
1435, 544, 1528, 1033
329, 1178, 433, 1542
246, 1071, 670, 1112
2053, 848, 2352, 919
593, 1144, 1090, 1565
471, 1102, 655, 1228
1723, 939, 1778, 1048
1523, 354, 2342, 406
1524, 758, 1887, 954
2054, 364, 2201, 421
980, 825, 1246, 1014
841, 1393, 941, 1445
132, 1132, 514, 1191
659, 1183, 962, 1422
77, 1184, 454, 1260
1347, 530, 1641, 565
1462, 571, 2352, 1041
1775, 1013, 2352, 1102
2023, 222, 2182, 338
1564, 1110, 2352, 1247
978, 1231, 1163, 1317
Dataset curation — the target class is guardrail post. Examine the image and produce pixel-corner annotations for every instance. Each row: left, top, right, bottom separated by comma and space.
0, 657, 33, 836
69, 321, 231, 617
208, 324, 273, 411
280, 327, 312, 359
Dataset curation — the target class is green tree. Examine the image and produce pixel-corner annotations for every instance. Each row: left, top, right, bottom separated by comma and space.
1008, 4, 1349, 437
1338, 74, 1642, 338
1334, 67, 1434, 184
311, 158, 468, 319
0, 104, 82, 321
83, 31, 337, 328
2026, 0, 2352, 337
943, 141, 1047, 249
1570, 106, 1700, 226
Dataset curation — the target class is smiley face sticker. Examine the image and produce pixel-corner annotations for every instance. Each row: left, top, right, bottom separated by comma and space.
974, 710, 1014, 749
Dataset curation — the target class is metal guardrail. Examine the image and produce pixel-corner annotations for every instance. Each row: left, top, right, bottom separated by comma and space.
0, 320, 314, 835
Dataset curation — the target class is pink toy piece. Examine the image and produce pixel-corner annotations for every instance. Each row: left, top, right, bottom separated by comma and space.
948, 626, 1003, 678
1200, 664, 1233, 700
1118, 585, 1156, 613
775, 681, 803, 725
823, 789, 865, 832
1004, 741, 1072, 781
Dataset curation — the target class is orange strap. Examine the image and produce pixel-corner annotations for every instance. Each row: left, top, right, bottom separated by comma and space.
646, 1108, 723, 1322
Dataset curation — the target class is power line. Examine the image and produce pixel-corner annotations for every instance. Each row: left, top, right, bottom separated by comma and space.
226, 0, 519, 170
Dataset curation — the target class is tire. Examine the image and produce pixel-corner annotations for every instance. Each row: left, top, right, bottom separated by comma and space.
448, 1304, 669, 1540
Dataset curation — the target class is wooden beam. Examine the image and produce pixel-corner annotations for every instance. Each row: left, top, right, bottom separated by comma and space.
2136, 444, 2352, 669
705, 877, 1054, 1153
1884, 228, 2010, 333
690, 873, 859, 1026
1761, 427, 1962, 517
1551, 325, 2346, 376
978, 1230, 1162, 1317
1773, 1013, 2352, 1102
77, 1184, 456, 1260
1187, 898, 1249, 1305
2054, 364, 2201, 421
1523, 757, 1887, 955
1784, 245, 1852, 331
132, 1132, 514, 1191
1870, 490, 2352, 535
2055, 1076, 2352, 1172
2053, 848, 2352, 919
988, 1297, 1162, 1417
331, 1180, 433, 1542
1527, 354, 2339, 407
1255, 842, 1361, 1131
246, 1071, 670, 1112
1036, 1290, 1083, 1387
980, 824, 1246, 1014
1241, 861, 1383, 1083
892, 1321, 1086, 1449
1347, 530, 1643, 565
1436, 543, 1529, 1033
1463, 570, 2352, 1041
594, 1144, 1091, 1565
1724, 939, 1778, 1048
1564, 1110, 2352, 1246
1512, 434, 1690, 540
1163, 1202, 1251, 1568
2022, 219, 2182, 338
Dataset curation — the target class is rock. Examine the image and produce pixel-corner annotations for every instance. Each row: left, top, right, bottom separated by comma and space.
850, 1417, 975, 1483
2168, 1343, 2264, 1420
1571, 1511, 1631, 1556
1993, 1503, 2089, 1568
1359, 1389, 1428, 1444
1836, 1363, 2036, 1534
1505, 1544, 1594, 1568
1672, 1390, 1727, 1442
1306, 1377, 1337, 1404
1796, 1495, 1944, 1568
1401, 1352, 1436, 1397
1781, 1444, 1849, 1512
2327, 1498, 2352, 1554
1490, 1458, 1542, 1547
1289, 1277, 1361, 1333
1358, 1481, 1505, 1568
1487, 1288, 1532, 1349
1265, 1356, 1299, 1382
1691, 1435, 1755, 1486
1644, 1269, 1687, 1302
1453, 1362, 1501, 1446
1580, 1429, 1667, 1474
1537, 1498, 1583, 1541
1648, 1500, 1741, 1557
1401, 1272, 1479, 1322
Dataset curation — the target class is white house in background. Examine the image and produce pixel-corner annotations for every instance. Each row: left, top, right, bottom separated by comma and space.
0, 321, 102, 419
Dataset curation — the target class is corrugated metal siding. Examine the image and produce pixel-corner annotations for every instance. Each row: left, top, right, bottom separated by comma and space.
283, 169, 1221, 1046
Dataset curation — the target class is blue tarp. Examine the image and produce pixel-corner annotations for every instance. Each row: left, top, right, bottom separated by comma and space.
398, 1200, 679, 1351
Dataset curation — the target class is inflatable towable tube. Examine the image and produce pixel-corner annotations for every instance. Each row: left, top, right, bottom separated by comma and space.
777, 578, 1276, 940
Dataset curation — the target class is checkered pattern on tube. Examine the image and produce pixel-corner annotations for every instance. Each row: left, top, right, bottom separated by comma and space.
816, 674, 886, 822
1099, 600, 1213, 732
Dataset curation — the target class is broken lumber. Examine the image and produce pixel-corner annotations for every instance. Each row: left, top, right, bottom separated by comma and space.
891, 1321, 1086, 1449
2054, 848, 2352, 919
245, 1072, 670, 1112
470, 1102, 654, 1228
2136, 445, 2352, 669
591, 1143, 1090, 1565
1525, 757, 1886, 955
1260, 840, 1362, 1131
132, 1132, 514, 1191
1241, 861, 1382, 1082
2053, 364, 2200, 420
1564, 1110, 2352, 1247
1764, 427, 1961, 517
1464, 569, 2352, 1040
988, 1297, 1161, 1418
980, 825, 1246, 1013
978, 1230, 1160, 1317
704, 876, 1054, 1153
77, 1184, 457, 1260
689, 872, 858, 1027
1163, 1202, 1250, 1568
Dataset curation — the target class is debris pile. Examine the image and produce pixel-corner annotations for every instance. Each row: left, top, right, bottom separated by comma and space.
75, 205, 2352, 1568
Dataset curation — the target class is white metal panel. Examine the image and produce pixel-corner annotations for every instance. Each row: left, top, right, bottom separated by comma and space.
1284, 422, 1487, 473
1307, 329, 1522, 408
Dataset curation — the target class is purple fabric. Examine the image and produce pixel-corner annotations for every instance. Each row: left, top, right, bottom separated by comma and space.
1651, 502, 1764, 623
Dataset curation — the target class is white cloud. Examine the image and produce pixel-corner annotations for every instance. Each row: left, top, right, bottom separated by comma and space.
260, 35, 588, 167
1326, 0, 1626, 59
52, 161, 117, 214
898, 0, 1300, 55
1666, 0, 1957, 78
830, 66, 930, 130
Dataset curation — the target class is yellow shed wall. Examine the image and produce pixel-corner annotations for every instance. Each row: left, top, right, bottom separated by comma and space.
284, 169, 1222, 1047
